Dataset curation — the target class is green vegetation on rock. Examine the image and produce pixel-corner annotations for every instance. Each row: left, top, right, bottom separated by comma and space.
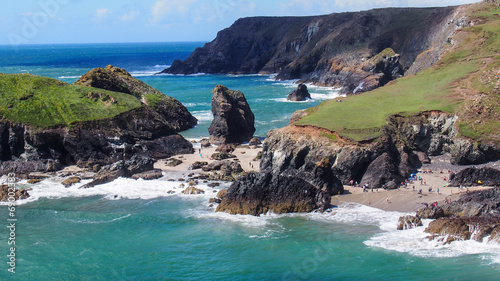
297, 1, 500, 144
0, 73, 141, 128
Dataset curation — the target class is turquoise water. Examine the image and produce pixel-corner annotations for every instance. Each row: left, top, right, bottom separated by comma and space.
1, 43, 500, 280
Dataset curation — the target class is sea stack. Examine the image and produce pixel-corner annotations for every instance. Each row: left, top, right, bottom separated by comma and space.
208, 85, 255, 145
287, 83, 311, 101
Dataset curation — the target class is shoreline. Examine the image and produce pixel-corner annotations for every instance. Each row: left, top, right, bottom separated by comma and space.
21, 147, 500, 214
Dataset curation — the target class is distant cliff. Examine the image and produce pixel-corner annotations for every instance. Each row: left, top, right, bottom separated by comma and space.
162, 5, 471, 94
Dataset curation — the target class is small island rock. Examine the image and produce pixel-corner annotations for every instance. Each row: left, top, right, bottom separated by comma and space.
287, 83, 311, 101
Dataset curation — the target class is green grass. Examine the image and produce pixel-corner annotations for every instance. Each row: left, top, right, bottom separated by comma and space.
297, 59, 476, 141
297, 1, 500, 142
0, 73, 142, 128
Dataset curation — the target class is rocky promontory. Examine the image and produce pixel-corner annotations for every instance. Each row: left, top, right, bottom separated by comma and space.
208, 85, 255, 144
0, 66, 197, 175
216, 157, 343, 215
162, 5, 470, 94
413, 183, 500, 243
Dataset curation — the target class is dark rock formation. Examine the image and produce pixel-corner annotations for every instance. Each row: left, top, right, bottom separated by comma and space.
208, 85, 255, 144
216, 171, 332, 216
200, 139, 211, 148
217, 155, 343, 215
249, 137, 262, 146
0, 185, 30, 201
359, 153, 405, 189
201, 160, 243, 175
162, 6, 468, 94
82, 155, 155, 188
449, 167, 500, 187
191, 161, 208, 170
397, 215, 423, 230
0, 66, 197, 175
287, 84, 311, 101
416, 187, 500, 243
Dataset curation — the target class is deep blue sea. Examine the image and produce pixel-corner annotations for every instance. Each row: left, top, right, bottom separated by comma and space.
1, 42, 500, 280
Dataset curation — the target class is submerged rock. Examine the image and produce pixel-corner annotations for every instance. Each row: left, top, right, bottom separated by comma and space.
287, 83, 311, 101
208, 85, 255, 144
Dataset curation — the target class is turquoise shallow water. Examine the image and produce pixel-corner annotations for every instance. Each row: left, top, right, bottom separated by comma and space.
1, 43, 500, 280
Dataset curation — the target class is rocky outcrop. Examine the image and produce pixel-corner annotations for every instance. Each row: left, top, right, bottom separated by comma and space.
217, 153, 343, 215
75, 65, 197, 131
0, 66, 197, 175
397, 215, 423, 230
287, 84, 311, 101
82, 155, 155, 188
131, 169, 163, 180
449, 167, 500, 187
62, 176, 81, 188
259, 111, 499, 191
216, 171, 333, 215
0, 185, 30, 201
208, 85, 255, 144
183, 185, 205, 195
416, 187, 500, 243
162, 6, 470, 94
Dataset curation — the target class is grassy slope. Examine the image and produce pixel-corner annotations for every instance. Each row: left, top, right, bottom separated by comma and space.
0, 73, 142, 128
297, 2, 500, 143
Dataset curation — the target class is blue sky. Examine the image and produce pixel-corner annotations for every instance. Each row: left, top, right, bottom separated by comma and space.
0, 0, 480, 45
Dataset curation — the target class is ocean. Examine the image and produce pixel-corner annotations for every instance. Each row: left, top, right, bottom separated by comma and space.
1, 42, 499, 280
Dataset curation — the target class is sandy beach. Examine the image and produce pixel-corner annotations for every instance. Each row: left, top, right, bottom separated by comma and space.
154, 142, 262, 173
156, 147, 498, 213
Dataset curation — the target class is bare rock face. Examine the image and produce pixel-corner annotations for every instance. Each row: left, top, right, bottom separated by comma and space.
208, 85, 255, 145
449, 167, 500, 187
216, 156, 343, 216
287, 84, 311, 101
216, 171, 332, 216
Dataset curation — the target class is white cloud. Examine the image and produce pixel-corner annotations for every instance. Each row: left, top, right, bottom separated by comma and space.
120, 10, 139, 22
94, 8, 112, 22
151, 0, 198, 23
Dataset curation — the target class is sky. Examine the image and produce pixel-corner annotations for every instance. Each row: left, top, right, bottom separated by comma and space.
0, 0, 481, 45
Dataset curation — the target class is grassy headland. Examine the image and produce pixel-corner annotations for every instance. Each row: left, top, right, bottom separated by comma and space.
296, 1, 500, 144
0, 73, 142, 128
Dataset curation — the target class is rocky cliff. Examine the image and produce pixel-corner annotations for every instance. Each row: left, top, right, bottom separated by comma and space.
0, 66, 196, 175
259, 111, 499, 189
162, 5, 471, 94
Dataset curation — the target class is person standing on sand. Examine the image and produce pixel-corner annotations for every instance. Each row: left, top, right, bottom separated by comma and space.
386, 196, 389, 203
